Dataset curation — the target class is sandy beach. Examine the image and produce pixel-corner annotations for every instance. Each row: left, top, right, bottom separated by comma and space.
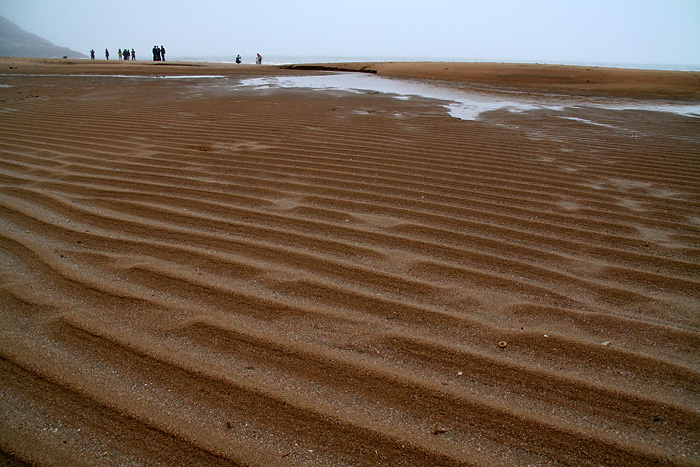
1, 58, 699, 466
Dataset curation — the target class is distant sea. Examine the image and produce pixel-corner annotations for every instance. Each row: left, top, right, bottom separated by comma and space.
170, 54, 700, 72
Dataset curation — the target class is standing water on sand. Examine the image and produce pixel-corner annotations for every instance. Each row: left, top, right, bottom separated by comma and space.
236, 73, 700, 121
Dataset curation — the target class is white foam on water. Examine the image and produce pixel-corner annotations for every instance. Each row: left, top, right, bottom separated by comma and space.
237, 73, 700, 121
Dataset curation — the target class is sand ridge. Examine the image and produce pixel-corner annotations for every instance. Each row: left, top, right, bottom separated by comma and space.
0, 59, 699, 466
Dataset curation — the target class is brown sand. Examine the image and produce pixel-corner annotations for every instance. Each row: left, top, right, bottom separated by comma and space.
1, 58, 699, 466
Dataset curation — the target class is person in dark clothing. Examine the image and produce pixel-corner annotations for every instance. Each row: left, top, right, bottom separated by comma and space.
160, 46, 165, 61
90, 49, 95, 59
131, 49, 135, 60
235, 54, 241, 64
105, 48, 109, 60
123, 49, 130, 60
152, 45, 158, 61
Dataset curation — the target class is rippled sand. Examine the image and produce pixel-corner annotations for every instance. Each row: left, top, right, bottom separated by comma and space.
1, 58, 699, 466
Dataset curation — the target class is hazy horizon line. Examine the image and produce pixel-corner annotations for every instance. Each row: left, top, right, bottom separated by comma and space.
165, 54, 700, 72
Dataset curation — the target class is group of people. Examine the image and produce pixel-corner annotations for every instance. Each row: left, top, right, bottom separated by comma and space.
89, 47, 163, 61
93, 48, 135, 60
90, 47, 264, 64
152, 45, 166, 61
234, 54, 263, 64
119, 48, 135, 60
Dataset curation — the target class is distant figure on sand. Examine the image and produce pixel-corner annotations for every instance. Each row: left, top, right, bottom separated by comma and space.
123, 49, 130, 60
131, 49, 136, 60
90, 49, 95, 60
118, 49, 122, 60
152, 45, 159, 61
235, 54, 241, 64
105, 48, 109, 60
256, 53, 262, 65
160, 46, 165, 61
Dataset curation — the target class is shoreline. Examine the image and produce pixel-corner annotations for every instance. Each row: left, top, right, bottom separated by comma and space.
1, 57, 699, 99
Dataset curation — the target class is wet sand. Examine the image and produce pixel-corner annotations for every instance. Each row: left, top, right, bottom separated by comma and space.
285, 61, 700, 99
1, 58, 699, 466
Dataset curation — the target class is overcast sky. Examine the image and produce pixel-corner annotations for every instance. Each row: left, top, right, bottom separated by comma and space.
0, 0, 698, 66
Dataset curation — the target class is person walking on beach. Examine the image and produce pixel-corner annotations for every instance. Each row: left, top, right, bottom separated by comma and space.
131, 48, 135, 60
105, 48, 109, 60
256, 53, 262, 64
160, 46, 165, 61
90, 49, 95, 59
118, 49, 122, 60
123, 48, 130, 60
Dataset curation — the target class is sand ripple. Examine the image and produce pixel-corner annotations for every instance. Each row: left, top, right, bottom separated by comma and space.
1, 69, 699, 466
